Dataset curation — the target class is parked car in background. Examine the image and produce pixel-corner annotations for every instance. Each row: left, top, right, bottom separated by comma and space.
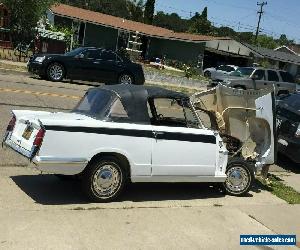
203, 65, 238, 80
277, 92, 300, 163
3, 85, 275, 202
27, 47, 145, 85
212, 67, 296, 95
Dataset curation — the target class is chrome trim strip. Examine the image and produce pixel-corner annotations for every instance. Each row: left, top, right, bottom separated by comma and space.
33, 156, 88, 165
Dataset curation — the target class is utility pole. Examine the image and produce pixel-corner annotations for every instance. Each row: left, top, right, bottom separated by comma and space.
255, 1, 267, 43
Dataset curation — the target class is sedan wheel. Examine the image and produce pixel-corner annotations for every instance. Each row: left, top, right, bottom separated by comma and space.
83, 157, 126, 202
47, 63, 64, 82
223, 159, 254, 196
119, 74, 133, 84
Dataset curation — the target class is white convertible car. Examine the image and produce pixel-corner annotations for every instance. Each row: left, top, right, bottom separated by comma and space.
3, 85, 275, 202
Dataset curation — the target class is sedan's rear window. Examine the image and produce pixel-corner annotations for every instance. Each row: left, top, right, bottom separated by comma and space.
73, 89, 115, 118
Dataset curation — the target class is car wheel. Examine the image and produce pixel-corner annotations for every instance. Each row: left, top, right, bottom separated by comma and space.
223, 158, 254, 196
47, 62, 65, 82
118, 73, 133, 84
82, 156, 126, 202
204, 71, 211, 78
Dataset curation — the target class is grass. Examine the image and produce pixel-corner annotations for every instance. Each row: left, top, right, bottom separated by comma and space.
0, 62, 27, 72
143, 65, 209, 82
257, 174, 300, 204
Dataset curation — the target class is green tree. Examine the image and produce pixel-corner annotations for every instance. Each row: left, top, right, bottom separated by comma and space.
255, 34, 278, 49
189, 7, 212, 35
153, 11, 190, 32
3, 0, 58, 44
144, 0, 155, 24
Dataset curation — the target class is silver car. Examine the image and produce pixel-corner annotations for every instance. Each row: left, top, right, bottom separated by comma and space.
212, 67, 297, 95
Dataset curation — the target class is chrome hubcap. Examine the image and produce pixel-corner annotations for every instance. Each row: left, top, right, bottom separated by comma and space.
92, 164, 121, 198
120, 75, 132, 84
49, 65, 63, 80
225, 166, 249, 193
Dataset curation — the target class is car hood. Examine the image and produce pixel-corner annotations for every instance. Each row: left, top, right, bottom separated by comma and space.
191, 84, 275, 167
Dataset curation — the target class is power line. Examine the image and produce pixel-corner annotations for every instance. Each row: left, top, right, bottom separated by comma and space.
255, 1, 267, 43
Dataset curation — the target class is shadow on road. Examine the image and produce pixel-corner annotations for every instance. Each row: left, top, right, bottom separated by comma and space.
10, 174, 266, 205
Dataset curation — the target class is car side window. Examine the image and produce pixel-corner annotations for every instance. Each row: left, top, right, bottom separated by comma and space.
267, 70, 279, 82
252, 70, 265, 80
108, 98, 129, 122
100, 51, 117, 61
82, 49, 101, 60
149, 98, 199, 128
279, 71, 295, 83
217, 65, 226, 71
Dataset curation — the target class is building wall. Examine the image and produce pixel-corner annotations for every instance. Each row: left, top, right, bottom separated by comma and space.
148, 37, 205, 63
53, 16, 118, 50
84, 23, 118, 50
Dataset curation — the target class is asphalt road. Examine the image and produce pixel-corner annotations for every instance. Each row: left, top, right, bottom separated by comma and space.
0, 70, 299, 249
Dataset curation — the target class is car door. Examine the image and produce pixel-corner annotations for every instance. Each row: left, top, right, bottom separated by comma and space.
93, 50, 124, 83
266, 70, 280, 92
71, 49, 102, 81
149, 98, 218, 176
278, 71, 297, 94
251, 69, 267, 89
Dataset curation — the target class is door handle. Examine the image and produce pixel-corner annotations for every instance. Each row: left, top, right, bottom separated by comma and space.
153, 131, 164, 138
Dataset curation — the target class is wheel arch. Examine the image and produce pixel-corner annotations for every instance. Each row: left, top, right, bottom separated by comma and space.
84, 151, 131, 179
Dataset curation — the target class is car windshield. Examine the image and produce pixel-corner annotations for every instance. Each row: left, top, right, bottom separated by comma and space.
73, 89, 115, 118
230, 67, 255, 77
65, 47, 86, 57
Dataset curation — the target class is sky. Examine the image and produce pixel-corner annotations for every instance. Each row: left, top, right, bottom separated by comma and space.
155, 0, 300, 43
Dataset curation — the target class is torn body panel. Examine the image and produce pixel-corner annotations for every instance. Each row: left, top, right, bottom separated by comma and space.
191, 84, 275, 168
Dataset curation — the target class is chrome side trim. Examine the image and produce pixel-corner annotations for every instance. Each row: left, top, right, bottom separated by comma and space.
33, 156, 88, 165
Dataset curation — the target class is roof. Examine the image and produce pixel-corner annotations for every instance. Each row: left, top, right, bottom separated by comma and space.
50, 4, 229, 43
244, 43, 300, 65
100, 84, 188, 100
274, 45, 298, 55
83, 85, 188, 124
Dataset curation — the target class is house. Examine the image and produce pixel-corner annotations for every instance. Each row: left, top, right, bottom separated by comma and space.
274, 45, 300, 56
47, 4, 232, 67
0, 3, 12, 48
243, 43, 300, 77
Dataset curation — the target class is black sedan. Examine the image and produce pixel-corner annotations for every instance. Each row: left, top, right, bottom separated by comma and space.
27, 47, 145, 85
277, 92, 300, 163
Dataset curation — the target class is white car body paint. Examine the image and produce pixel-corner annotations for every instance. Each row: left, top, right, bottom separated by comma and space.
3, 110, 228, 183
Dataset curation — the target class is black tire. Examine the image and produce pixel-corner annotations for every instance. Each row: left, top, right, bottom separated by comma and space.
82, 156, 126, 202
47, 62, 65, 82
204, 71, 211, 78
118, 73, 134, 85
223, 158, 254, 196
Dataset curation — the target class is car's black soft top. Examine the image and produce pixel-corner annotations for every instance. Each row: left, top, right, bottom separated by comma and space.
78, 85, 189, 124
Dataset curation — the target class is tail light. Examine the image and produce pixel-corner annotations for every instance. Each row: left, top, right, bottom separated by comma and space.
33, 128, 45, 147
6, 115, 16, 132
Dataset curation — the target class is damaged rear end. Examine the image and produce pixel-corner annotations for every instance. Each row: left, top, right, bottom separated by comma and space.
191, 84, 276, 170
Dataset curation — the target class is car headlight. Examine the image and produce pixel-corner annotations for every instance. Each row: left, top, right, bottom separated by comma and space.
34, 56, 46, 63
